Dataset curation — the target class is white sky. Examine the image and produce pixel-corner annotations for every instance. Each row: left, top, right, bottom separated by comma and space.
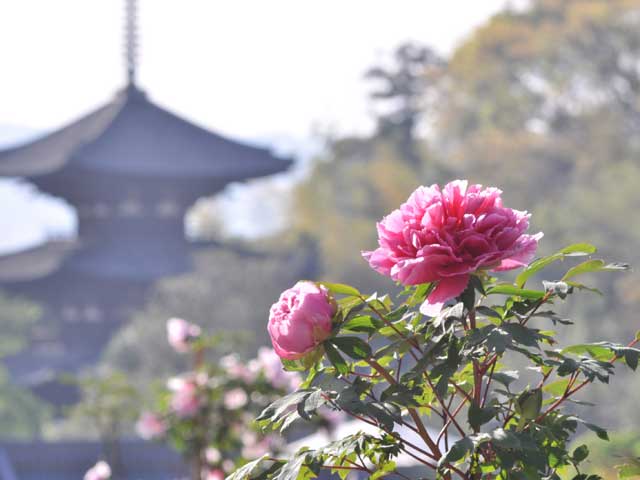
0, 0, 507, 253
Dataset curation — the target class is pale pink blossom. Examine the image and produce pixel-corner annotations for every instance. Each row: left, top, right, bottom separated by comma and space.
221, 354, 256, 383
224, 387, 248, 410
253, 347, 302, 391
84, 461, 111, 480
135, 411, 167, 440
363, 180, 542, 314
166, 317, 201, 353
205, 446, 222, 464
241, 433, 282, 459
167, 376, 201, 418
205, 469, 225, 480
268, 282, 335, 360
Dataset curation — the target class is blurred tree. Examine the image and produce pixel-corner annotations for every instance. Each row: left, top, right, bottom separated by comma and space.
290, 43, 449, 292
437, 0, 640, 427
366, 42, 445, 167
101, 243, 314, 391
0, 291, 50, 439
570, 430, 640, 479
55, 371, 139, 476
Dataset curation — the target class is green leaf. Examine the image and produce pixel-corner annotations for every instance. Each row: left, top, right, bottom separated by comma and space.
625, 349, 639, 371
516, 388, 542, 421
320, 282, 361, 297
298, 389, 327, 420
341, 315, 381, 333
468, 401, 497, 431
486, 284, 546, 299
559, 243, 598, 256
331, 336, 372, 360
257, 390, 311, 424
543, 378, 570, 397
438, 437, 474, 467
562, 343, 613, 361
324, 341, 349, 375
580, 420, 609, 441
515, 243, 597, 288
562, 260, 630, 281
517, 254, 562, 288
572, 445, 589, 464
225, 455, 275, 480
492, 370, 519, 388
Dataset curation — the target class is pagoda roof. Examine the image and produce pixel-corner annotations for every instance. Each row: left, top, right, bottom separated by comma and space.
0, 86, 292, 181
0, 240, 76, 283
0, 240, 193, 286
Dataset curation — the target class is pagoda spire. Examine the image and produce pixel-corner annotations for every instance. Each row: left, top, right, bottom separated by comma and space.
125, 0, 139, 86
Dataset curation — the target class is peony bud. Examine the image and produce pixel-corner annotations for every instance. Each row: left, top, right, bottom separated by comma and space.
268, 282, 335, 360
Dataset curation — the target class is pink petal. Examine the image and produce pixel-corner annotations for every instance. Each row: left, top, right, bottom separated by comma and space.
420, 274, 470, 316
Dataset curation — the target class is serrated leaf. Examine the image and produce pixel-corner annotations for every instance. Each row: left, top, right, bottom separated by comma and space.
438, 437, 474, 467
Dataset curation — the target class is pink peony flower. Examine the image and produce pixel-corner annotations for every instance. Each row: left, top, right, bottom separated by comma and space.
135, 411, 167, 440
168, 377, 201, 418
268, 281, 336, 360
363, 180, 542, 315
84, 461, 111, 480
223, 387, 249, 410
166, 317, 201, 353
205, 469, 226, 480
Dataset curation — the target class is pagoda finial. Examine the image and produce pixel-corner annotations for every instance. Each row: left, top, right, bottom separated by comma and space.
124, 0, 139, 86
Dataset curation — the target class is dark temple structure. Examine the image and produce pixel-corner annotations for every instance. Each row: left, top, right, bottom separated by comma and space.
0, 1, 292, 404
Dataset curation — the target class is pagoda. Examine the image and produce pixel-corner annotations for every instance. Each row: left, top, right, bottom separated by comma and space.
0, 0, 292, 403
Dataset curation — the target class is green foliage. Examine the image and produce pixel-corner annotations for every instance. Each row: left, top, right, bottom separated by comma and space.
290, 0, 640, 433
0, 366, 50, 440
235, 245, 637, 479
101, 247, 305, 391
0, 291, 40, 357
59, 371, 140, 441
0, 291, 49, 439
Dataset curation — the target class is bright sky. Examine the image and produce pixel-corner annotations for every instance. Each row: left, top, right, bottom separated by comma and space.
0, 0, 507, 253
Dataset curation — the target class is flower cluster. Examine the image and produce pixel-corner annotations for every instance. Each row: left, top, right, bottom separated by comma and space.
136, 318, 324, 479
234, 181, 638, 480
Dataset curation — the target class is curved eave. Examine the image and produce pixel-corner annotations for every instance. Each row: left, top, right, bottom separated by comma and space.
0, 240, 76, 283
0, 101, 124, 177
0, 86, 294, 181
